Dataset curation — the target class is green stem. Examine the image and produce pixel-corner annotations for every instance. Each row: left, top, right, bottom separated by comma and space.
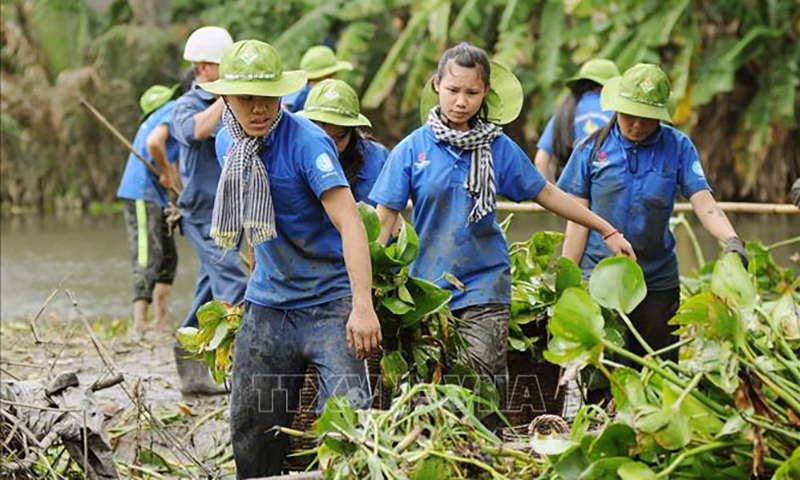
748, 417, 800, 442
428, 450, 505, 479
768, 235, 800, 251
652, 337, 692, 357
603, 341, 729, 416
656, 441, 749, 478
674, 214, 706, 267
618, 310, 656, 356
776, 339, 800, 386
741, 349, 800, 416
673, 373, 703, 410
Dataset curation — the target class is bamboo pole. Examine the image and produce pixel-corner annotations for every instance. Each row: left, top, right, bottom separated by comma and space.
485, 201, 799, 215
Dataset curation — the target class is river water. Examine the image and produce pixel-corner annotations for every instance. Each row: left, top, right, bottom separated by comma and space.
1, 211, 797, 321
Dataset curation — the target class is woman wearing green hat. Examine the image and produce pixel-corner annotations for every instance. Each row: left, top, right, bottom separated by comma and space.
298, 79, 389, 205
200, 39, 379, 476
282, 45, 353, 113
369, 42, 635, 426
534, 59, 619, 183
116, 84, 182, 342
559, 63, 747, 364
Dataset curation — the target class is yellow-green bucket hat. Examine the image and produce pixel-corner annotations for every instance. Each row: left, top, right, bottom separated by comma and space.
301, 46, 353, 80
600, 63, 673, 123
139, 84, 177, 122
419, 60, 523, 125
298, 79, 371, 128
566, 59, 620, 88
200, 40, 307, 97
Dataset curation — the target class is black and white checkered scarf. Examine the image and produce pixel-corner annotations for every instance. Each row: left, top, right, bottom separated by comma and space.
428, 106, 503, 223
210, 105, 282, 249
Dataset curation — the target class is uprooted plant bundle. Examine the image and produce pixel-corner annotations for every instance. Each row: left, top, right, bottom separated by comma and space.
533, 252, 800, 479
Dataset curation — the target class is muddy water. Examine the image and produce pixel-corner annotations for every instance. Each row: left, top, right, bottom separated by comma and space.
1, 210, 798, 321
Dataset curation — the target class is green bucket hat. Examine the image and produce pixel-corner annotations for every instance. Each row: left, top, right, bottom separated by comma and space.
419, 60, 523, 125
301, 46, 353, 80
565, 59, 620, 88
600, 63, 673, 123
297, 79, 371, 128
200, 40, 307, 97
139, 84, 177, 122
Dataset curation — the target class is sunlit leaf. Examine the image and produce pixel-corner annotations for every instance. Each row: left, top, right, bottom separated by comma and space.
712, 253, 756, 311
588, 257, 647, 314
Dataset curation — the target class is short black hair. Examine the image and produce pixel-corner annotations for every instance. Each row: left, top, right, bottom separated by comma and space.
436, 42, 491, 88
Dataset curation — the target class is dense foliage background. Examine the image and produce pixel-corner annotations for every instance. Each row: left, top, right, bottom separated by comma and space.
2, 0, 798, 211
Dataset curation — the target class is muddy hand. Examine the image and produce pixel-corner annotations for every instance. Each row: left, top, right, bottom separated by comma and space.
346, 304, 382, 361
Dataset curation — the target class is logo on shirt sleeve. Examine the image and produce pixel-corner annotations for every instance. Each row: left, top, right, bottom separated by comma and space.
691, 160, 706, 178
415, 152, 430, 170
315, 152, 335, 173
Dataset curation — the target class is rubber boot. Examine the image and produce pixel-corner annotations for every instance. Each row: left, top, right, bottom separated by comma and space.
173, 342, 228, 395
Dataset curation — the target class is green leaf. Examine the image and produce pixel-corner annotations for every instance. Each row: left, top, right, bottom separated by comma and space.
138, 447, 174, 472
442, 272, 465, 291
579, 457, 633, 480
535, 0, 565, 85
357, 202, 381, 243
555, 257, 583, 296
544, 288, 605, 366
634, 407, 690, 451
588, 423, 636, 461
366, 452, 384, 480
206, 322, 230, 351
617, 461, 656, 480
315, 396, 358, 455
588, 257, 647, 314
398, 284, 415, 305
196, 301, 228, 328
401, 277, 453, 326
395, 221, 420, 265
771, 292, 800, 340
554, 445, 591, 480
176, 327, 199, 352
412, 456, 457, 479
370, 241, 405, 271
381, 296, 414, 315
609, 367, 650, 414
530, 437, 577, 456
380, 350, 408, 390
711, 253, 756, 311
773, 446, 800, 480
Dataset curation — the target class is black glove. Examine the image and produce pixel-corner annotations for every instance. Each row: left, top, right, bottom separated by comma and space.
723, 236, 749, 270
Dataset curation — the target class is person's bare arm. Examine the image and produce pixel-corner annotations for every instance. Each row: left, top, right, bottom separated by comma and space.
193, 97, 225, 140
321, 187, 381, 359
689, 190, 737, 242
535, 183, 636, 259
562, 196, 591, 264
146, 125, 173, 189
376, 205, 401, 245
534, 149, 555, 183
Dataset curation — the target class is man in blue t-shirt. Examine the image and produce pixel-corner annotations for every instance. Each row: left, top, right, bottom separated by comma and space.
171, 26, 248, 395
201, 40, 379, 477
117, 85, 180, 342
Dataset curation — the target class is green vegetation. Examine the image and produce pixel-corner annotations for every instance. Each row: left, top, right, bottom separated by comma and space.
2, 0, 799, 211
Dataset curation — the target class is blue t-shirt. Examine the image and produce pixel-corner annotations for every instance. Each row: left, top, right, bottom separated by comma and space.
537, 91, 612, 155
557, 123, 711, 290
281, 84, 311, 113
116, 101, 179, 206
353, 140, 389, 206
172, 82, 224, 223
369, 125, 548, 310
216, 113, 351, 309
217, 129, 387, 207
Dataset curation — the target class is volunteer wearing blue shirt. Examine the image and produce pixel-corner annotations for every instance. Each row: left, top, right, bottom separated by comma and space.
370, 43, 634, 426
117, 85, 180, 342
171, 26, 247, 396
201, 40, 380, 477
535, 59, 619, 183
559, 63, 747, 362
282, 45, 352, 113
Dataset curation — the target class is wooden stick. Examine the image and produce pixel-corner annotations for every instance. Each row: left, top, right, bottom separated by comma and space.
79, 97, 181, 195
485, 201, 800, 215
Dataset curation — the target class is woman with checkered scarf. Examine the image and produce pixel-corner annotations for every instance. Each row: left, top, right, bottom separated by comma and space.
368, 42, 634, 430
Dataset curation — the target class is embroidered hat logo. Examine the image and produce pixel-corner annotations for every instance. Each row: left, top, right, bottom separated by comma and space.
240, 45, 259, 65
640, 76, 655, 93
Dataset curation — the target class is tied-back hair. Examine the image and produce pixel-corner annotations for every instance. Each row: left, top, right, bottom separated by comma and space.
339, 129, 367, 188
435, 42, 492, 123
552, 79, 603, 165
580, 112, 618, 163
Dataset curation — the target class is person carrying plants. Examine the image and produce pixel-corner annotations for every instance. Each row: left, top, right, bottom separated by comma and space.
116, 84, 181, 342
200, 40, 380, 477
368, 42, 635, 428
171, 26, 248, 395
281, 45, 353, 113
558, 63, 748, 364
534, 59, 619, 183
